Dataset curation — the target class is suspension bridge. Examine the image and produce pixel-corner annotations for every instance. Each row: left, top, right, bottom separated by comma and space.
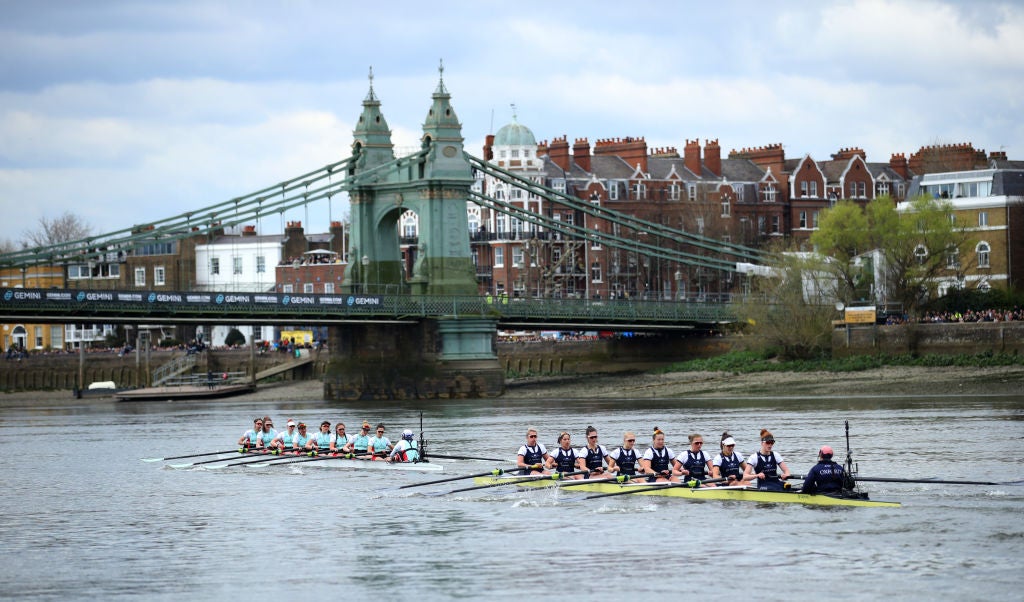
0, 67, 763, 399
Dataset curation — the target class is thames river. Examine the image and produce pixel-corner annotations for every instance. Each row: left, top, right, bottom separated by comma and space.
0, 392, 1022, 601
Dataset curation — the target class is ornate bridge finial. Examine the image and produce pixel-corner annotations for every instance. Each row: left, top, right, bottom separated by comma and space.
510, 102, 517, 120
438, 58, 444, 81
365, 65, 378, 101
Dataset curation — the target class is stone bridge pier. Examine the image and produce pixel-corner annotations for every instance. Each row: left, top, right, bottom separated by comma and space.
323, 319, 503, 400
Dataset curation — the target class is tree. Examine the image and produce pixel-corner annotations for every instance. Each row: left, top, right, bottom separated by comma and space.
23, 211, 92, 248
809, 200, 870, 304
739, 243, 838, 360
867, 195, 968, 317
812, 195, 968, 318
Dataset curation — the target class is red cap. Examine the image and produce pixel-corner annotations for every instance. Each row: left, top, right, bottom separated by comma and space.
820, 445, 834, 456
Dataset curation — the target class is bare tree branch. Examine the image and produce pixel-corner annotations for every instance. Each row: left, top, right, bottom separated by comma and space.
22, 211, 93, 248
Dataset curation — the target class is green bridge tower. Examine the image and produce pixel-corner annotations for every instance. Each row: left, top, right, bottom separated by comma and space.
327, 67, 502, 400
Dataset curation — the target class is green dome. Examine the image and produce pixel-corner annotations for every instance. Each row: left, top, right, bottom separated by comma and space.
494, 119, 536, 147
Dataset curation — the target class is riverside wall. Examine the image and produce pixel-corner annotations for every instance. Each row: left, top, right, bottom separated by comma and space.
831, 321, 1024, 357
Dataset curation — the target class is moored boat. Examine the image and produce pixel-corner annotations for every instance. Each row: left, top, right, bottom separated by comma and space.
470, 476, 900, 508
169, 451, 443, 471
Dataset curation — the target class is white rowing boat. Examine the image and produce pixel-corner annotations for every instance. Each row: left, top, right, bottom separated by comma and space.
168, 451, 443, 472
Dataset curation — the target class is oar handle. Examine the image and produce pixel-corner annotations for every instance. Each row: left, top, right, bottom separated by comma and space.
398, 466, 531, 489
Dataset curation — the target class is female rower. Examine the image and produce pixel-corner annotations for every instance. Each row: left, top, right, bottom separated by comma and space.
743, 429, 792, 491
270, 420, 300, 453
388, 430, 419, 463
368, 423, 392, 459
712, 433, 750, 486
307, 421, 333, 453
293, 423, 311, 450
329, 422, 354, 454
577, 425, 615, 478
516, 427, 550, 474
608, 432, 640, 478
259, 416, 277, 448
238, 418, 264, 449
351, 421, 372, 456
546, 431, 583, 479
639, 428, 682, 482
679, 433, 715, 484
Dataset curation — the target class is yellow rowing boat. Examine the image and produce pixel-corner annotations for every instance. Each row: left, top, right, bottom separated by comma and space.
470, 476, 901, 508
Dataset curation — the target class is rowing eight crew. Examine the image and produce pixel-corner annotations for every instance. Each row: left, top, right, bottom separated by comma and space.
237, 417, 420, 463
517, 426, 852, 494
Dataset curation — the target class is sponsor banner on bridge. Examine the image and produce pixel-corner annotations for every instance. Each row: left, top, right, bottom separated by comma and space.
2, 288, 382, 310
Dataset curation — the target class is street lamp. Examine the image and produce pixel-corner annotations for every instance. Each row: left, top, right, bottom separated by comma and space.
675, 269, 682, 301
361, 255, 369, 293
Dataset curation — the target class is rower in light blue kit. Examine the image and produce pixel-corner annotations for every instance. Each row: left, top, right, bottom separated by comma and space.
329, 422, 355, 454
238, 417, 264, 448
351, 421, 372, 455
270, 419, 300, 452
744, 429, 792, 491
307, 421, 333, 453
388, 429, 419, 463
293, 422, 311, 450
801, 445, 850, 494
259, 416, 277, 448
368, 423, 393, 460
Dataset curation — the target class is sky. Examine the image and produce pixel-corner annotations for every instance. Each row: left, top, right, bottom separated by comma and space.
2, 0, 1022, 244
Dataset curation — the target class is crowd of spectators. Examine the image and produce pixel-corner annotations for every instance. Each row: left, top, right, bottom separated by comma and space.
885, 307, 1024, 325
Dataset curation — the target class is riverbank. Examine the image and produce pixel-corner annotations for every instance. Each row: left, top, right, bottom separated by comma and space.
3, 365, 1023, 406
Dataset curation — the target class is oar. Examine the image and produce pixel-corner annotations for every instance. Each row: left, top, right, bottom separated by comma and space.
423, 453, 509, 462
397, 466, 536, 490
141, 449, 242, 462
209, 450, 308, 468
255, 451, 371, 467
855, 476, 1022, 486
438, 470, 590, 495
582, 477, 728, 500
168, 449, 271, 468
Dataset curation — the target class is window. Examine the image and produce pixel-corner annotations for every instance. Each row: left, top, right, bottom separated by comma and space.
762, 184, 776, 203
154, 266, 166, 286
856, 182, 865, 197
494, 247, 504, 267
324, 283, 335, 294
608, 181, 619, 200
812, 211, 820, 229
877, 181, 889, 196
50, 325, 63, 348
799, 211, 808, 229
304, 283, 314, 293
687, 183, 697, 201
591, 262, 602, 282
914, 245, 928, 265
977, 242, 991, 268
721, 199, 731, 217
800, 181, 808, 197
511, 149, 519, 158
233, 257, 243, 275
735, 187, 744, 203
695, 217, 705, 235
668, 183, 680, 201
897, 183, 905, 198
553, 179, 566, 194
632, 182, 646, 200
134, 267, 146, 286
282, 284, 293, 293
257, 256, 266, 273
848, 182, 857, 198
210, 258, 220, 275
979, 211, 988, 227
946, 247, 960, 269
35, 326, 43, 349
810, 181, 818, 197
68, 264, 89, 279
512, 247, 524, 267
771, 215, 780, 233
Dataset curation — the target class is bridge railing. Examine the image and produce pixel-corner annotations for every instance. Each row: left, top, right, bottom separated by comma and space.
1, 288, 738, 326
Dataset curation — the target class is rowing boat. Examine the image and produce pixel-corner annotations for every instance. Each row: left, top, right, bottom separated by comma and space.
470, 476, 900, 508
169, 451, 443, 472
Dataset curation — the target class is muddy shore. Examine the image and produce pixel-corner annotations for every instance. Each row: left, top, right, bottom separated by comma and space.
3, 365, 1023, 406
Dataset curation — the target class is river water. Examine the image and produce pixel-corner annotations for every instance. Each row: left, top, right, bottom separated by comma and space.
1, 391, 1022, 601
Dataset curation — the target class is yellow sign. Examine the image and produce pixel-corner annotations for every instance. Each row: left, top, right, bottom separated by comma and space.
280, 330, 313, 344
844, 307, 877, 324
